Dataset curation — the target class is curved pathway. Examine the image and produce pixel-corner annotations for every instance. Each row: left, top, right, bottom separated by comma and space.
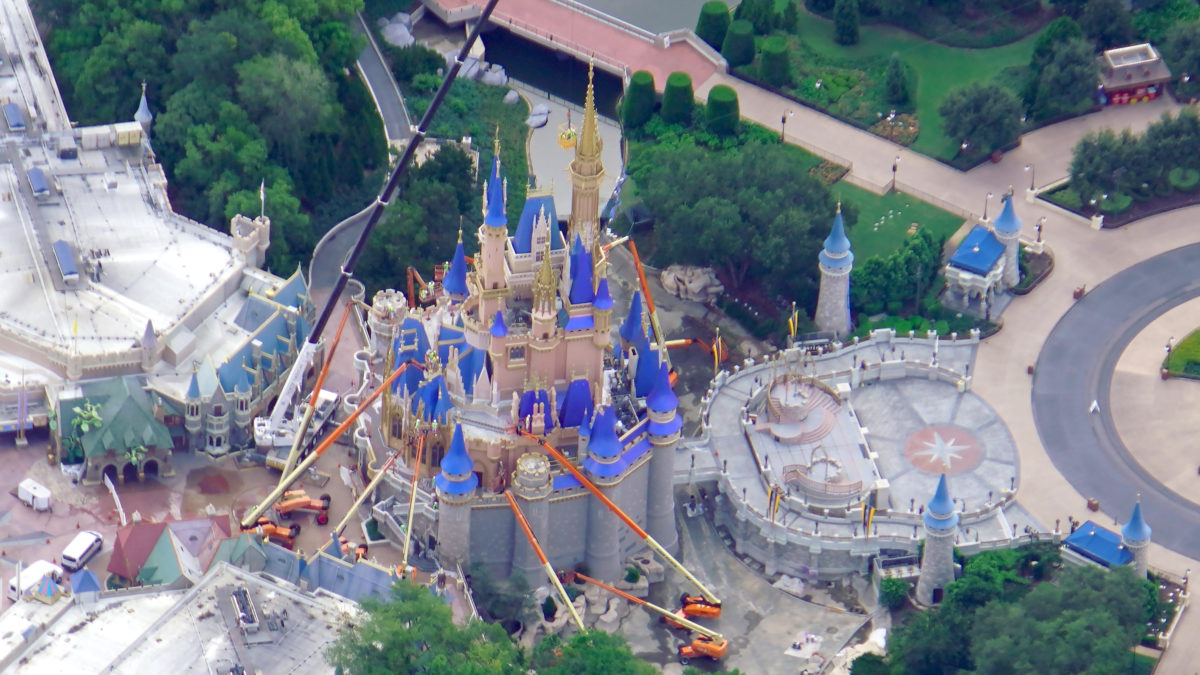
1032, 243, 1200, 558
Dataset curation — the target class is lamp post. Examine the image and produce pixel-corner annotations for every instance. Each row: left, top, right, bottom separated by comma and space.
1036, 216, 1045, 243
891, 156, 900, 192
780, 109, 793, 143
982, 192, 993, 222
1025, 163, 1035, 191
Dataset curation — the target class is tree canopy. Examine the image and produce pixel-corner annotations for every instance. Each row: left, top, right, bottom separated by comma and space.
38, 0, 387, 274
531, 631, 657, 675
939, 82, 1023, 156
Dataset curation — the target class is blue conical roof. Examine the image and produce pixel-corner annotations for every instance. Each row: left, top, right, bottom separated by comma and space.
569, 237, 594, 304
634, 335, 660, 397
993, 194, 1022, 234
440, 425, 474, 476
186, 372, 200, 400
619, 291, 643, 343
1122, 502, 1151, 542
235, 368, 250, 394
594, 277, 613, 310
484, 153, 507, 228
490, 311, 508, 337
647, 362, 678, 413
588, 406, 622, 459
923, 474, 959, 531
444, 238, 468, 298
134, 86, 152, 127
823, 209, 851, 254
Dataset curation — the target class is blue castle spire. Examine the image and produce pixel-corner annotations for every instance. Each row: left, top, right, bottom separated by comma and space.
484, 146, 507, 229
646, 362, 677, 413
818, 204, 853, 270
619, 291, 643, 343
587, 406, 621, 459
186, 371, 200, 399
568, 235, 594, 304
443, 231, 468, 299
993, 193, 1022, 234
1122, 501, 1151, 542
435, 425, 479, 495
923, 474, 959, 531
490, 310, 508, 337
594, 277, 613, 310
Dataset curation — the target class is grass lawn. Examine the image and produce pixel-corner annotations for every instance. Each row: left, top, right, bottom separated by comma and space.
1165, 328, 1200, 376
766, 9, 1038, 161
831, 183, 965, 261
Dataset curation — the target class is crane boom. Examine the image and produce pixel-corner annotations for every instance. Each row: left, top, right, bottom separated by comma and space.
330, 449, 402, 537
505, 492, 586, 632
575, 573, 723, 641
240, 359, 421, 528
627, 239, 670, 369
518, 431, 721, 606
400, 431, 427, 570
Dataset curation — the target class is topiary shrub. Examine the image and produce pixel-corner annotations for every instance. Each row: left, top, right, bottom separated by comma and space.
1169, 166, 1200, 191
541, 595, 557, 620
706, 84, 740, 136
624, 565, 642, 583
834, 0, 860, 46
885, 54, 910, 105
879, 577, 910, 609
696, 1, 731, 50
621, 70, 656, 130
721, 19, 755, 67
1099, 193, 1133, 214
661, 71, 695, 124
759, 35, 792, 87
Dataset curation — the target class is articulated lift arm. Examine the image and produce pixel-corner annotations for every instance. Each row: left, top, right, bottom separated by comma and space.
278, 302, 355, 485
240, 360, 422, 528
400, 431, 427, 571
519, 431, 721, 607
505, 492, 586, 632
575, 573, 723, 642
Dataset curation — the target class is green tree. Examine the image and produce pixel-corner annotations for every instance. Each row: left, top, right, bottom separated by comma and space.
661, 71, 695, 124
782, 0, 800, 31
325, 581, 525, 674
721, 19, 756, 67
759, 36, 792, 87
733, 0, 776, 34
696, 1, 732, 50
706, 84, 740, 136
1069, 128, 1124, 204
849, 653, 889, 675
885, 54, 910, 105
621, 71, 656, 130
1163, 21, 1200, 100
1030, 17, 1085, 75
1028, 39, 1098, 121
939, 82, 1023, 155
1081, 0, 1134, 50
236, 53, 339, 163
387, 43, 445, 86
879, 577, 910, 609
834, 0, 860, 46
531, 631, 656, 675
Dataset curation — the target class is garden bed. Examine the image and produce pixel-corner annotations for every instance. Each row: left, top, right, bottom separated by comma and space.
1040, 183, 1200, 229
1011, 249, 1053, 295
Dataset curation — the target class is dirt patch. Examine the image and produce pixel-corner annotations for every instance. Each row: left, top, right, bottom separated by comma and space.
185, 466, 241, 496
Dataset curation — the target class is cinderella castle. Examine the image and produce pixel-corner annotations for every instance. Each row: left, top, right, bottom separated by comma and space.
357, 68, 680, 582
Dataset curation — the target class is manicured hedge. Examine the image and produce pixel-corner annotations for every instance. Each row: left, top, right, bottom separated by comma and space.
662, 71, 695, 124
621, 70, 656, 129
696, 1, 731, 50
706, 84, 740, 136
760, 35, 791, 87
721, 19, 755, 67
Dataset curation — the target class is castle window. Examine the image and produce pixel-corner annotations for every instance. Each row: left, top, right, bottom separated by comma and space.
212, 404, 224, 416
509, 346, 525, 361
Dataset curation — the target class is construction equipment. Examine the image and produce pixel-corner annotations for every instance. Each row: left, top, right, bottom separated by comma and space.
519, 431, 722, 612
262, 389, 341, 470
399, 431, 427, 574
627, 239, 670, 370
243, 517, 301, 549
240, 0, 499, 519
575, 573, 727, 665
273, 490, 331, 525
239, 359, 422, 529
505, 492, 585, 632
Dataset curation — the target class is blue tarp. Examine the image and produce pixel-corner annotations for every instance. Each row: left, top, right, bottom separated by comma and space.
1064, 521, 1133, 567
947, 224, 1005, 276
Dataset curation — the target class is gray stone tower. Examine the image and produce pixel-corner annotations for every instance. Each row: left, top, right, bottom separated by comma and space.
992, 190, 1022, 289
1121, 500, 1152, 579
184, 370, 202, 450
435, 425, 478, 570
916, 474, 959, 605
134, 81, 153, 134
584, 406, 623, 582
815, 204, 853, 337
510, 453, 553, 581
645, 362, 681, 554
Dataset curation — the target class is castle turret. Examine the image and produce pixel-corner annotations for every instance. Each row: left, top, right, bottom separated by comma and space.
232, 368, 253, 445
205, 384, 231, 456
567, 63, 605, 251
992, 191, 1022, 289
479, 141, 510, 319
184, 370, 202, 448
619, 291, 644, 347
444, 230, 469, 303
1121, 500, 1152, 579
510, 452, 553, 581
134, 81, 153, 134
368, 289, 407, 361
140, 320, 157, 372
435, 425, 478, 569
593, 276, 614, 348
568, 235, 595, 305
815, 204, 853, 337
531, 237, 557, 340
645, 362, 681, 553
916, 474, 959, 605
582, 406, 623, 581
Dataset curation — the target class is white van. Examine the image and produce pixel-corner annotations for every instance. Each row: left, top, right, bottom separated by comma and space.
61, 531, 103, 572
7, 560, 63, 601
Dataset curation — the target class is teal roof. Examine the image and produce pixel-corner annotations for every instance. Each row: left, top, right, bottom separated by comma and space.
1122, 502, 1151, 542
62, 377, 173, 457
993, 194, 1022, 234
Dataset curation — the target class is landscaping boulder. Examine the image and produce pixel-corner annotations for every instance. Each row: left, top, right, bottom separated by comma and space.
503, 89, 521, 104
390, 12, 413, 29
381, 23, 414, 47
660, 265, 724, 303
480, 64, 508, 86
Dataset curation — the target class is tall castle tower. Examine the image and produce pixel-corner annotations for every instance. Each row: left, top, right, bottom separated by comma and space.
435, 425, 478, 570
916, 474, 959, 605
1121, 500, 1152, 579
815, 204, 853, 337
992, 190, 1022, 289
478, 140, 510, 321
567, 63, 605, 252
646, 362, 681, 553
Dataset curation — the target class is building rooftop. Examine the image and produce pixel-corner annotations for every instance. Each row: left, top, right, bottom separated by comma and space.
947, 225, 1006, 276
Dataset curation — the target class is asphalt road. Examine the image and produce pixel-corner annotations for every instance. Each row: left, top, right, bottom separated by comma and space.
1033, 243, 1200, 558
353, 12, 411, 143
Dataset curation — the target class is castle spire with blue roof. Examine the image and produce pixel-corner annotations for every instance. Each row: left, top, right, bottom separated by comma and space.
645, 360, 682, 553
815, 203, 853, 337
1121, 499, 1151, 578
568, 234, 595, 305
444, 229, 468, 301
917, 474, 960, 605
483, 136, 507, 229
134, 81, 153, 133
434, 425, 478, 569
435, 425, 478, 496
478, 135, 510, 320
992, 189, 1022, 288
619, 291, 643, 345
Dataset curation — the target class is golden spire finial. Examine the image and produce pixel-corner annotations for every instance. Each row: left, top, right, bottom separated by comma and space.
533, 236, 556, 311
836, 201, 841, 214
577, 60, 602, 159
457, 227, 463, 244
493, 124, 500, 158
